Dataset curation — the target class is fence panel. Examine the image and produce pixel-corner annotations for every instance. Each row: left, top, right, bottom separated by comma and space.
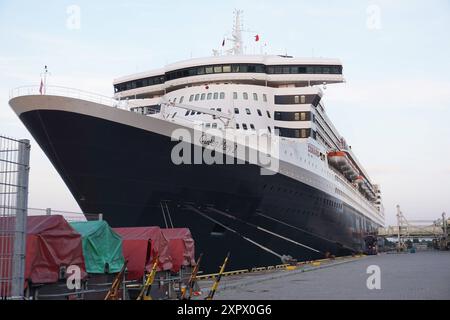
0, 136, 30, 299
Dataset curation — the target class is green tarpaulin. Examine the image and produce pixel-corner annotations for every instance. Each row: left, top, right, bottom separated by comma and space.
70, 221, 125, 274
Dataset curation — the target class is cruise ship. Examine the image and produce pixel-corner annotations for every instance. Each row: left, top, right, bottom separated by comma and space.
9, 11, 384, 271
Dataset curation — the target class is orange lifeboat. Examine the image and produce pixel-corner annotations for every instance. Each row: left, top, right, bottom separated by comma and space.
327, 151, 359, 181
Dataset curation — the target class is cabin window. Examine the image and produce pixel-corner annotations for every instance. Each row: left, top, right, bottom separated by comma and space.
301, 129, 307, 138
233, 92, 238, 99
253, 93, 258, 101
301, 95, 306, 104
212, 123, 218, 128
205, 123, 211, 128
172, 112, 177, 118
190, 111, 196, 115
242, 123, 248, 130
200, 93, 206, 100
234, 108, 239, 114
220, 92, 225, 99
207, 92, 212, 100
217, 108, 222, 112
185, 110, 190, 116
266, 110, 271, 118
263, 94, 267, 102
173, 98, 177, 103
243, 92, 248, 100
250, 124, 255, 130
257, 109, 262, 116
236, 123, 240, 129
268, 126, 272, 133
189, 95, 194, 102
195, 94, 200, 101
197, 67, 205, 75
214, 66, 222, 73
223, 65, 231, 73
205, 66, 213, 74
180, 96, 184, 104
245, 108, 251, 115
213, 92, 219, 100
300, 112, 306, 121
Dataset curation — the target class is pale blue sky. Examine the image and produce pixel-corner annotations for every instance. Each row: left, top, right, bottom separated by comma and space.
1, 0, 449, 225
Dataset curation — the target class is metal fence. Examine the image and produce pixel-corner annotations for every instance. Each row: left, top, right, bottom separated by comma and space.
0, 136, 30, 299
27, 207, 102, 222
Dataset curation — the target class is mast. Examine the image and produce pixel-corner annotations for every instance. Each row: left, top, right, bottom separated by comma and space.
226, 9, 244, 55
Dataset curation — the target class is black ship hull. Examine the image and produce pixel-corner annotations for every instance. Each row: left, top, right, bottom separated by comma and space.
20, 109, 380, 272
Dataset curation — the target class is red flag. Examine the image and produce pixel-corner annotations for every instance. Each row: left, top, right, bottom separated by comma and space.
39, 79, 44, 95
255, 34, 260, 42
221, 39, 225, 47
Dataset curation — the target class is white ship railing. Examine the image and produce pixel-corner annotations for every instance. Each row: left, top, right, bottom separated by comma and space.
9, 85, 140, 110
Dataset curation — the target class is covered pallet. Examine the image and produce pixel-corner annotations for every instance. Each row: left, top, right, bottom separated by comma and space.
113, 227, 172, 280
1, 215, 86, 297
70, 221, 124, 274
161, 228, 195, 273
25, 215, 87, 285
0, 215, 87, 299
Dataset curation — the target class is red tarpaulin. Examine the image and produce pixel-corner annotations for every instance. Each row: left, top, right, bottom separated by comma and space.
25, 215, 86, 284
113, 227, 172, 280
161, 228, 195, 273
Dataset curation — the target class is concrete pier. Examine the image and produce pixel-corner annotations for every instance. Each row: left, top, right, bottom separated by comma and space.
200, 251, 450, 300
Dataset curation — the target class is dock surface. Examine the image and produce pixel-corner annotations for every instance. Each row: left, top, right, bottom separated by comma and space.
199, 251, 450, 300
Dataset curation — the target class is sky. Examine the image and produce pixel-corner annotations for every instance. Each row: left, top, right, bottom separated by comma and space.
0, 0, 449, 226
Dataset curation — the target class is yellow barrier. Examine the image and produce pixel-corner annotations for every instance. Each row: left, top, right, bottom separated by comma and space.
196, 269, 249, 280
286, 265, 297, 271
196, 254, 365, 281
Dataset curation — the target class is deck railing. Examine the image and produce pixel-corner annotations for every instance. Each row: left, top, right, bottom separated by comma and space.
9, 85, 140, 110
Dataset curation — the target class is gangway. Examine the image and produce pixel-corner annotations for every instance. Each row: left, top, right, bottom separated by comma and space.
377, 205, 448, 250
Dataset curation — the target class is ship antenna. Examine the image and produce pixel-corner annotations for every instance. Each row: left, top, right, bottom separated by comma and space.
226, 9, 244, 55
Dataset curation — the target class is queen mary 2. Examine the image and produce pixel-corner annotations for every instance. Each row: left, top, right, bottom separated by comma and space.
9, 11, 384, 271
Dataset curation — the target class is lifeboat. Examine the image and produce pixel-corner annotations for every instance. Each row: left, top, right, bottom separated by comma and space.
327, 151, 360, 182
328, 151, 379, 202
354, 175, 364, 186
358, 177, 377, 201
